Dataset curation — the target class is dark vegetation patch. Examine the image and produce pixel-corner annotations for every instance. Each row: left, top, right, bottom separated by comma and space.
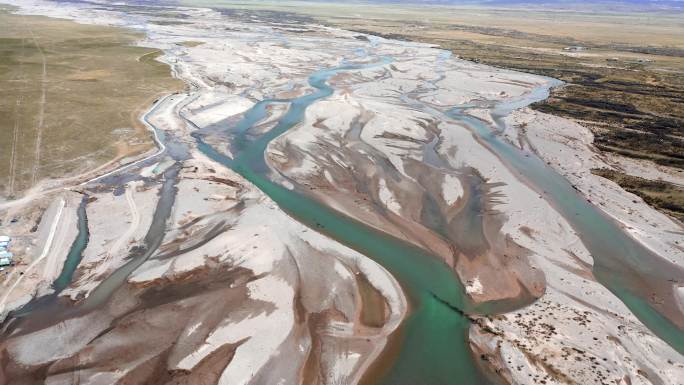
439, 23, 684, 58
218, 8, 316, 25
557, 98, 642, 115
592, 168, 684, 222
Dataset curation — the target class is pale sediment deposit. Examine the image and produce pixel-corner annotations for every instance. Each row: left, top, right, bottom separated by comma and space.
0, 1, 682, 384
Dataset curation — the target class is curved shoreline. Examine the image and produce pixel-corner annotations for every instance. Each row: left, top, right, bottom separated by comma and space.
449, 104, 684, 354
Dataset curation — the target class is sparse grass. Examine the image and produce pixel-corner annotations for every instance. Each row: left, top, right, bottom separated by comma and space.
0, 7, 182, 198
178, 41, 205, 48
138, 49, 165, 64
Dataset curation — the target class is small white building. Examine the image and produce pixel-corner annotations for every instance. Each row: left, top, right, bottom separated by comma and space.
0, 236, 13, 267
0, 235, 9, 249
0, 250, 12, 266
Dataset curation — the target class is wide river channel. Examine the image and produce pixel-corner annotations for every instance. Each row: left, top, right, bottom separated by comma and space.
194, 54, 684, 383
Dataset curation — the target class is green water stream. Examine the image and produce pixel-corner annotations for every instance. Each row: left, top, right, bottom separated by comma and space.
52, 196, 89, 294
450, 111, 684, 354
195, 58, 490, 384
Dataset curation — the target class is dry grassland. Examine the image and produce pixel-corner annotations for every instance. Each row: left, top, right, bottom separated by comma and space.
0, 6, 182, 198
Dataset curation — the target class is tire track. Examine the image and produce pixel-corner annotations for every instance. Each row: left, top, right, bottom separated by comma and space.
26, 22, 47, 187
7, 37, 25, 197
8, 99, 21, 196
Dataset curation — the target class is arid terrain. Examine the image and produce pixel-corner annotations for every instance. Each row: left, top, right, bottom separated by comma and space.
0, 5, 181, 199
0, 1, 682, 385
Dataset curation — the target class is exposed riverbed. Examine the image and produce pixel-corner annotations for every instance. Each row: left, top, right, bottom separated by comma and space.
195, 51, 684, 382
0, 1, 682, 384
195, 58, 490, 384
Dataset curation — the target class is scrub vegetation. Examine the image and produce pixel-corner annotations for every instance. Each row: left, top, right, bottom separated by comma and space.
0, 6, 182, 198
592, 168, 684, 222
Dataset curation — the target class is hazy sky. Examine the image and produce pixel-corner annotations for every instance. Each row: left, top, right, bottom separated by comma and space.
303, 0, 684, 11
